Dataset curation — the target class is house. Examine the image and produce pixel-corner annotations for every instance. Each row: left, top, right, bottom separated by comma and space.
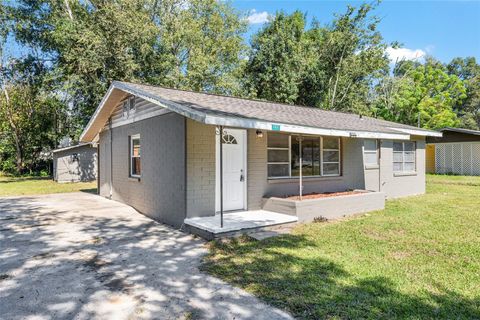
80, 81, 441, 238
426, 127, 480, 175
52, 143, 97, 183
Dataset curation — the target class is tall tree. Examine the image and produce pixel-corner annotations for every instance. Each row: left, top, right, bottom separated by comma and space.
245, 11, 306, 103
6, 0, 246, 134
375, 59, 466, 129
0, 60, 68, 173
447, 57, 480, 129
298, 2, 389, 114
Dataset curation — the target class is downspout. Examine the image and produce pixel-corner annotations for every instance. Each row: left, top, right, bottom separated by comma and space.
109, 117, 113, 199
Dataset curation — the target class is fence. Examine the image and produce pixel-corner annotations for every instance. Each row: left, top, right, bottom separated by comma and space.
435, 142, 480, 176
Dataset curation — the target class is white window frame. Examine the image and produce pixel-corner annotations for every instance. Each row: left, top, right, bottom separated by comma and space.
321, 137, 341, 177
393, 141, 416, 173
364, 139, 379, 166
130, 134, 141, 178
267, 133, 341, 179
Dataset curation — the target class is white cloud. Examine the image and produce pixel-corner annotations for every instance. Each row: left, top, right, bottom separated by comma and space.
386, 47, 426, 62
246, 9, 269, 25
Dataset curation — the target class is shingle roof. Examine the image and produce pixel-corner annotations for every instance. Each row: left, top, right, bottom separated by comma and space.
120, 82, 439, 134
80, 81, 442, 142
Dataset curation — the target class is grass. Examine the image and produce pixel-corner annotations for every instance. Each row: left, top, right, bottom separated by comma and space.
0, 174, 97, 197
203, 175, 480, 319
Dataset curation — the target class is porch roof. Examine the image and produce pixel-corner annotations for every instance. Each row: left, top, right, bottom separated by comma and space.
80, 81, 442, 142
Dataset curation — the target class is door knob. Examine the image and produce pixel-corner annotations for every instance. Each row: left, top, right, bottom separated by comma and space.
240, 169, 244, 182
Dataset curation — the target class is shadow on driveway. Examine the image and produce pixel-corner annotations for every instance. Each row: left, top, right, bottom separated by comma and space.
0, 192, 292, 320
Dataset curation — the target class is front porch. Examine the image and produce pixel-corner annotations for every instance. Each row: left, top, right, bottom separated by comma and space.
183, 210, 298, 240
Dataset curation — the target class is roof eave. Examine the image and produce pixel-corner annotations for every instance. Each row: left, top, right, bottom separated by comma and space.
388, 127, 443, 137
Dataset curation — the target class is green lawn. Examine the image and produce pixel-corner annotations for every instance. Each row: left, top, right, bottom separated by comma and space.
0, 175, 97, 197
203, 175, 480, 319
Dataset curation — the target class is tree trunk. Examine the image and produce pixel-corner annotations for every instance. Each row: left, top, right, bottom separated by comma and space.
2, 87, 24, 173
64, 0, 74, 20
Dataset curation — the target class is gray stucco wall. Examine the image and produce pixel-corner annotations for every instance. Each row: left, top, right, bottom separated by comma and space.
98, 112, 186, 228
185, 119, 216, 218
53, 145, 97, 183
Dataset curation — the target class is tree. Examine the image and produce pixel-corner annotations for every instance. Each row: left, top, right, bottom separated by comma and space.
0, 60, 68, 174
245, 11, 306, 103
5, 0, 246, 133
375, 59, 466, 129
244, 2, 389, 115
298, 2, 389, 114
447, 57, 480, 129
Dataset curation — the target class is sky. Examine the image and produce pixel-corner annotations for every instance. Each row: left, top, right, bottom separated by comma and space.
236, 0, 480, 63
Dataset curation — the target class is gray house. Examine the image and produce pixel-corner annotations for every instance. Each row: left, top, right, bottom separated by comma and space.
53, 143, 97, 183
80, 81, 441, 237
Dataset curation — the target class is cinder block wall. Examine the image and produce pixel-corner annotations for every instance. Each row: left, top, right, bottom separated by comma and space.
98, 113, 186, 227
185, 119, 216, 218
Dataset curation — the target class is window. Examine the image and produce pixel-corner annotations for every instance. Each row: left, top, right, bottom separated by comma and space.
267, 133, 341, 178
393, 141, 416, 172
267, 133, 290, 178
122, 96, 136, 119
130, 134, 141, 177
322, 137, 340, 175
364, 140, 378, 165
222, 134, 238, 144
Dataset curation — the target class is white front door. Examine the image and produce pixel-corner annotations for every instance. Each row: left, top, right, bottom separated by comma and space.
216, 128, 246, 212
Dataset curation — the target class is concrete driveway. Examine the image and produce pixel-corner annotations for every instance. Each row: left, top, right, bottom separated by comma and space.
0, 192, 292, 320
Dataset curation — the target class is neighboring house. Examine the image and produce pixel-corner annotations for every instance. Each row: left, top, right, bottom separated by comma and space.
53, 143, 97, 183
79, 81, 441, 233
426, 127, 480, 176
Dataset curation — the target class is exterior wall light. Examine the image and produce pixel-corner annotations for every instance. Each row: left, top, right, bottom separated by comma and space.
256, 130, 264, 138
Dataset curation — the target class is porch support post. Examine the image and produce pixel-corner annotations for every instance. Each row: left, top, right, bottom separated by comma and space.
299, 135, 303, 201
218, 125, 224, 228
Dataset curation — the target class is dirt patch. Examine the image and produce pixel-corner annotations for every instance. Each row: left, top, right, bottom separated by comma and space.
283, 190, 363, 200
390, 251, 411, 260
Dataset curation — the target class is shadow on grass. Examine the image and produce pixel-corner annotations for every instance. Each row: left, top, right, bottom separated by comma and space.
203, 236, 480, 319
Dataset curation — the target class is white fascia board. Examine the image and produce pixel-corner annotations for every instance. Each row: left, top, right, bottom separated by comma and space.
203, 114, 410, 140
52, 143, 92, 153
388, 127, 442, 137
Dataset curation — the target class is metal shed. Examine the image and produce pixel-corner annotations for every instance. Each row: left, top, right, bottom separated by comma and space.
52, 143, 98, 183
426, 128, 480, 176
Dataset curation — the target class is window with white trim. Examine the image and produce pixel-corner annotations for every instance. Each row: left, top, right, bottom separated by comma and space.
130, 134, 141, 177
267, 133, 341, 178
364, 139, 378, 165
393, 141, 416, 172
